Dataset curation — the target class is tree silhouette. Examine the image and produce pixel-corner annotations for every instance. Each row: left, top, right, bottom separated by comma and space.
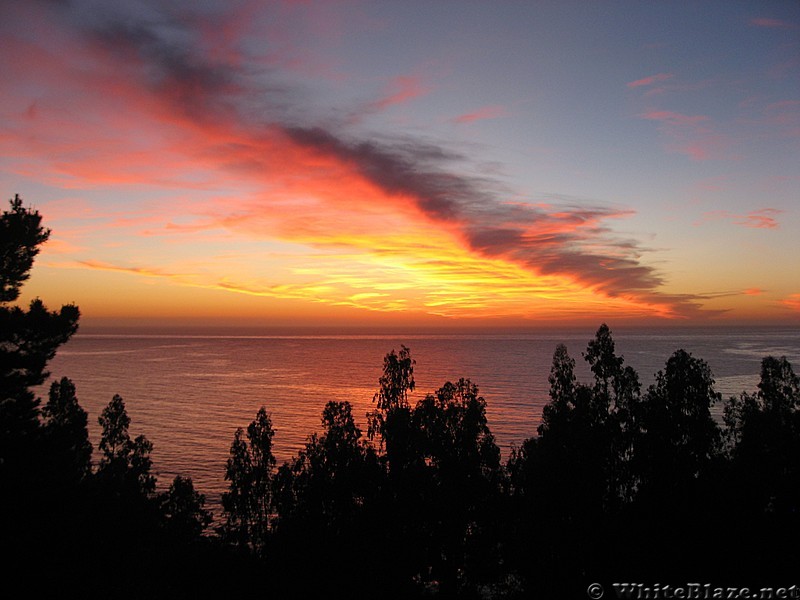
221, 406, 275, 553
1, 194, 231, 597
367, 345, 416, 472
584, 322, 623, 401
410, 378, 504, 595
507, 338, 616, 595
631, 349, 721, 504
41, 376, 93, 487
0, 196, 79, 493
270, 400, 385, 595
0, 193, 50, 302
273, 401, 380, 534
95, 394, 156, 501
724, 355, 800, 515
158, 475, 212, 541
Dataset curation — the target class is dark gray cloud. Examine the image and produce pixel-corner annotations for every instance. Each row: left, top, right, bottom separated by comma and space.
55, 0, 706, 316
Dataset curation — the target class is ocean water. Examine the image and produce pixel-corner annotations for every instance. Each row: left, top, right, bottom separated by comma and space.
39, 326, 800, 511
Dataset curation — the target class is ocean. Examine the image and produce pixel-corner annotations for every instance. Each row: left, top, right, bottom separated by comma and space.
39, 325, 800, 512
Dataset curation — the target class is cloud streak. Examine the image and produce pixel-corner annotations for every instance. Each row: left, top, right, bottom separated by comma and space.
627, 73, 674, 88
367, 75, 429, 112
698, 209, 782, 229
781, 294, 800, 312
749, 17, 798, 30
640, 109, 733, 161
451, 105, 508, 124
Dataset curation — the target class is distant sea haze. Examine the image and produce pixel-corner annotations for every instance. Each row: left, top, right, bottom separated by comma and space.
42, 325, 800, 511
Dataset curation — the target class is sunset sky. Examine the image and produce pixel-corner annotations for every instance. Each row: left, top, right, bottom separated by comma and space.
1, 1, 798, 329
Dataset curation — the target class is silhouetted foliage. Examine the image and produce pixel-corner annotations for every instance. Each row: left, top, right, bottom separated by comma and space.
409, 378, 504, 595
0, 196, 259, 596
158, 475, 212, 541
270, 401, 386, 596
724, 356, 800, 516
0, 196, 80, 492
273, 401, 380, 535
631, 349, 721, 506
0, 193, 50, 303
96, 394, 156, 498
42, 376, 93, 486
507, 337, 615, 595
367, 346, 415, 442
221, 406, 275, 552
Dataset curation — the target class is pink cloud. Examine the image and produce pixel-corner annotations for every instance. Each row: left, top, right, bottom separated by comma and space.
639, 110, 735, 161
749, 17, 798, 29
736, 208, 782, 229
743, 288, 764, 296
368, 75, 429, 111
698, 208, 782, 229
763, 100, 800, 134
451, 105, 508, 124
641, 110, 708, 126
679, 135, 734, 161
627, 73, 674, 88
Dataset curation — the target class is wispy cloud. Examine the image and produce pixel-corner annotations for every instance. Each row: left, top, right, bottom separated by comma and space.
451, 105, 508, 124
78, 260, 186, 279
780, 294, 800, 312
736, 209, 782, 229
749, 17, 798, 30
697, 208, 782, 229
640, 109, 733, 161
626, 73, 674, 88
641, 110, 708, 126
367, 75, 429, 112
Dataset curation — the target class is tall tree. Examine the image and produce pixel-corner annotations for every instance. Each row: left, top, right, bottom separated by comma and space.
41, 376, 93, 487
0, 194, 79, 496
724, 356, 800, 515
367, 345, 416, 474
0, 193, 50, 303
221, 406, 275, 553
632, 349, 721, 505
410, 378, 503, 594
583, 322, 623, 403
96, 394, 156, 498
271, 400, 383, 592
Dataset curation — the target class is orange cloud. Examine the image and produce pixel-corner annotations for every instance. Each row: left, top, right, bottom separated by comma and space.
780, 294, 800, 311
743, 288, 764, 296
78, 260, 188, 280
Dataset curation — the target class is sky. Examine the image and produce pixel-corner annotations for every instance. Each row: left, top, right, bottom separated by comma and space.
1, 0, 798, 330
